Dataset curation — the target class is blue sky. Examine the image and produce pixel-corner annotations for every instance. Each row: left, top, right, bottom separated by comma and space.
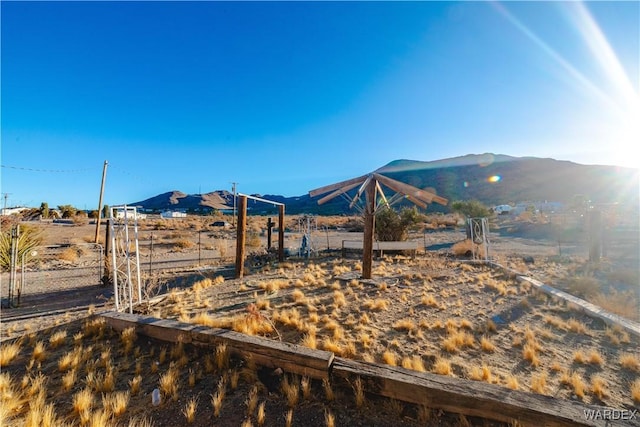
2, 1, 638, 209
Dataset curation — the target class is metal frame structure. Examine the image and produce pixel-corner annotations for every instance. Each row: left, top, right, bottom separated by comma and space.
109, 205, 142, 313
298, 215, 318, 258
468, 217, 491, 261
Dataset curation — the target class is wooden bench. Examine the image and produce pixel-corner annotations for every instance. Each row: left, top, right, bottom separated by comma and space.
341, 240, 419, 259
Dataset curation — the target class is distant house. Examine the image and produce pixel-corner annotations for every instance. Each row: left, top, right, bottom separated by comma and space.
161, 211, 187, 219
114, 209, 147, 220
1, 206, 29, 216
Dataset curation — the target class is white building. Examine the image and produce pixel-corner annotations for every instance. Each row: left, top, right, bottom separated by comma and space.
161, 211, 187, 219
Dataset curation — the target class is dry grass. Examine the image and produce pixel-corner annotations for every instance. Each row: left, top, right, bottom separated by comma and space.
432, 358, 452, 376
590, 376, 607, 400
632, 379, 640, 402
530, 372, 547, 394
619, 353, 640, 371
0, 342, 21, 367
182, 397, 198, 423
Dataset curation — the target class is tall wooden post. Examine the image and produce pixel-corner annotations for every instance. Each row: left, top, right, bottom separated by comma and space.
235, 195, 248, 278
94, 160, 108, 244
266, 217, 275, 250
278, 205, 285, 262
102, 218, 111, 286
362, 180, 376, 279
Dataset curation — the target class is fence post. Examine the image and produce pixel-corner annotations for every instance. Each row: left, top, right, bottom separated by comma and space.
235, 195, 247, 278
278, 205, 285, 262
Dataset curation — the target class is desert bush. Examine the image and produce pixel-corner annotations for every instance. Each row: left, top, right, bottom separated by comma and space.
451, 200, 492, 219
566, 276, 600, 298
247, 233, 262, 248
591, 290, 639, 321
375, 206, 422, 242
174, 238, 194, 250
58, 247, 80, 263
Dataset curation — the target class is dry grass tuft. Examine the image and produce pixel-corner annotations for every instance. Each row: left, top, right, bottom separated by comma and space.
619, 353, 640, 371
480, 336, 496, 352
530, 372, 547, 394
282, 375, 300, 408
591, 376, 607, 400
382, 350, 397, 366
48, 330, 67, 349
182, 397, 198, 423
632, 379, 640, 402
432, 358, 452, 376
0, 342, 21, 367
469, 364, 492, 383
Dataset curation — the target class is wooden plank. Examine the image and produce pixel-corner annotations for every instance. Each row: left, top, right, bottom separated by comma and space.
349, 175, 373, 209
100, 312, 334, 380
317, 182, 361, 205
375, 181, 390, 210
342, 241, 419, 250
309, 174, 369, 198
374, 173, 448, 206
192, 327, 334, 380
102, 311, 196, 343
332, 358, 624, 427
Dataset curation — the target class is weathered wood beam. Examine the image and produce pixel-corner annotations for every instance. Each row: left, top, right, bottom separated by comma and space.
309, 174, 369, 198
317, 182, 361, 205
101, 312, 334, 380
375, 181, 390, 210
350, 175, 373, 209
332, 357, 614, 427
405, 195, 428, 210
374, 173, 448, 206
362, 180, 376, 279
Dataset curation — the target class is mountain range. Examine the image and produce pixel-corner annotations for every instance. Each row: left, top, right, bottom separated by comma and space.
131, 153, 639, 215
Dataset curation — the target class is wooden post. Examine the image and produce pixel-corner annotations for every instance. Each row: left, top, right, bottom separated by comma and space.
235, 195, 247, 278
94, 160, 108, 244
266, 217, 275, 250
102, 218, 111, 286
362, 180, 376, 279
278, 205, 285, 262
588, 210, 602, 262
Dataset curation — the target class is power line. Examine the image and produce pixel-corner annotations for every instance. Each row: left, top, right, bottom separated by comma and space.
1, 164, 97, 173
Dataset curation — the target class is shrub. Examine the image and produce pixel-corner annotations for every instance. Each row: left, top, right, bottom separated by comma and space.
375, 206, 423, 242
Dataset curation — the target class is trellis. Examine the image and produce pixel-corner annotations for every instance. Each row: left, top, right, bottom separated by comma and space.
310, 172, 448, 279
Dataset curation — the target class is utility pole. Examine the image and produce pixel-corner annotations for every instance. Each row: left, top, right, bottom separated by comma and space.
231, 182, 238, 227
2, 193, 11, 215
94, 161, 108, 244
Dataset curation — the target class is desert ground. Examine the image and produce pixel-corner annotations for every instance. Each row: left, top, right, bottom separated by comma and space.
1, 213, 639, 426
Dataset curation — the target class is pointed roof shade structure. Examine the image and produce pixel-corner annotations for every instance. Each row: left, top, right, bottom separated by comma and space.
309, 171, 448, 279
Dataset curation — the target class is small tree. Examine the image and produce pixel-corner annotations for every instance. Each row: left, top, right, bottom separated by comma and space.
58, 205, 77, 218
375, 206, 423, 241
40, 202, 50, 219
102, 204, 110, 219
451, 200, 492, 219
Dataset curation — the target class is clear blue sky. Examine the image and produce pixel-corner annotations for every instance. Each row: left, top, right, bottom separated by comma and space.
2, 1, 638, 209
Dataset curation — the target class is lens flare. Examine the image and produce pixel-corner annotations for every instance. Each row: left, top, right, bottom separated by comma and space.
488, 175, 501, 183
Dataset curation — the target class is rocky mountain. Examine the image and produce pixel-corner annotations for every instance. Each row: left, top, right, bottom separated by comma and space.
131, 154, 639, 215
